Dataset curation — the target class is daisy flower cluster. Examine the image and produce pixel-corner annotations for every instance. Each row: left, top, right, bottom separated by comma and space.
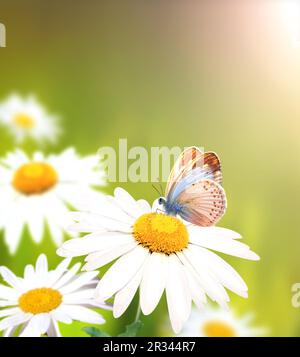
0, 93, 263, 337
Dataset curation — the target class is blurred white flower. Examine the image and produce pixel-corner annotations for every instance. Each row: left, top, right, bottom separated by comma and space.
58, 188, 259, 333
0, 148, 105, 254
0, 254, 110, 337
0, 94, 61, 143
178, 306, 267, 337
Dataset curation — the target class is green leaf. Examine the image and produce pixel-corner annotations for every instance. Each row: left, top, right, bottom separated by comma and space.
118, 320, 143, 337
82, 326, 111, 337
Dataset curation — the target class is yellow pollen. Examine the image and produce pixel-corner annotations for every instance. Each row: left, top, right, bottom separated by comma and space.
19, 288, 62, 314
13, 113, 35, 129
133, 213, 189, 254
12, 162, 58, 195
202, 320, 237, 337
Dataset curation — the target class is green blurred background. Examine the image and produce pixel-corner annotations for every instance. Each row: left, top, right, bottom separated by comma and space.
0, 0, 300, 336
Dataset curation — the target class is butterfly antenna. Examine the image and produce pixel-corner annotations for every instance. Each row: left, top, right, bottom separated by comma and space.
159, 182, 164, 196
152, 183, 162, 196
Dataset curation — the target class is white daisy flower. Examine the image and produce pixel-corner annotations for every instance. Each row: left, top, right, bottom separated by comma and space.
0, 148, 105, 254
0, 254, 109, 337
178, 306, 267, 337
0, 94, 60, 144
57, 188, 259, 334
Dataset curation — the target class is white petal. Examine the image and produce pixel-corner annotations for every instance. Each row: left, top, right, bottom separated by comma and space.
52, 263, 81, 290
27, 200, 45, 243
166, 255, 191, 334
0, 312, 31, 331
35, 254, 48, 274
57, 232, 132, 258
136, 199, 151, 213
60, 305, 105, 324
179, 250, 229, 307
0, 307, 20, 318
189, 245, 248, 298
0, 300, 17, 307
0, 267, 23, 291
24, 265, 35, 280
47, 318, 61, 337
73, 191, 132, 224
5, 207, 24, 254
184, 266, 206, 309
113, 187, 143, 218
59, 272, 99, 294
83, 242, 137, 271
3, 326, 17, 337
113, 263, 145, 318
48, 222, 64, 246
51, 307, 72, 324
69, 211, 132, 233
96, 246, 149, 301
0, 284, 18, 300
46, 258, 72, 287
191, 226, 242, 240
20, 314, 50, 337
63, 289, 95, 303
140, 253, 168, 315
188, 226, 259, 260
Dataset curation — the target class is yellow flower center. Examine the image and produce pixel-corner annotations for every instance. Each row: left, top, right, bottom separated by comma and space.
13, 113, 35, 129
19, 288, 62, 314
202, 320, 237, 337
12, 162, 58, 195
133, 213, 189, 254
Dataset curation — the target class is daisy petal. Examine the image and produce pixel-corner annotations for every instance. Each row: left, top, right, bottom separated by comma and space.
0, 284, 19, 300
35, 254, 48, 274
189, 245, 248, 298
140, 252, 168, 315
166, 255, 191, 334
57, 232, 133, 258
188, 226, 259, 260
51, 307, 72, 324
178, 250, 229, 307
47, 318, 61, 337
60, 305, 105, 324
113, 264, 145, 318
113, 187, 143, 218
184, 266, 206, 309
0, 312, 31, 331
96, 246, 149, 301
58, 272, 99, 294
52, 263, 81, 290
83, 242, 137, 271
0, 307, 20, 318
20, 313, 50, 337
0, 267, 23, 291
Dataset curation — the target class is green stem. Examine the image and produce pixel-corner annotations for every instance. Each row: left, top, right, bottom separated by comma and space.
134, 303, 141, 322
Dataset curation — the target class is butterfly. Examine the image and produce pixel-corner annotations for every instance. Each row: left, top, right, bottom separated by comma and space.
158, 146, 227, 226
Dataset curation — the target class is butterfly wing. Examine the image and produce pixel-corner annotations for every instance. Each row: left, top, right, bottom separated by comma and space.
165, 146, 203, 196
166, 147, 223, 202
176, 179, 227, 226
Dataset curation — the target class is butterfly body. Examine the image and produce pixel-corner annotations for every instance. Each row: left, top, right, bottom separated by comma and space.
158, 197, 184, 216
159, 147, 227, 227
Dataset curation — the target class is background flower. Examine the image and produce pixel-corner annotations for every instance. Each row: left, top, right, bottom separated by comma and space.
0, 94, 61, 144
177, 306, 268, 337
0, 254, 110, 337
0, 148, 105, 254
